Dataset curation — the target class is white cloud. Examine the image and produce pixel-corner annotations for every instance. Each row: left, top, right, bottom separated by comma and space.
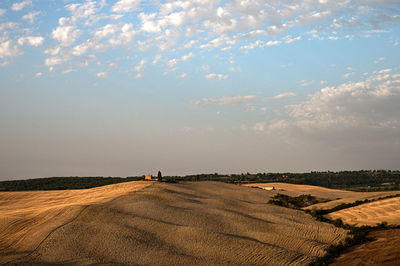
283, 35, 301, 44
63, 69, 76, 74
66, 1, 97, 20
181, 52, 194, 61
1, 61, 10, 67
22, 11, 41, 24
191, 95, 256, 106
52, 25, 81, 46
344, 72, 355, 78
94, 24, 118, 39
0, 9, 5, 16
11, 1, 32, 11
112, 0, 141, 13
17, 36, 44, 47
166, 58, 178, 68
133, 58, 146, 72
72, 40, 94, 56
374, 57, 385, 64
0, 40, 23, 58
152, 54, 162, 65
44, 46, 61, 55
298, 80, 314, 87
327, 36, 339, 40
240, 40, 281, 51
271, 72, 400, 136
96, 71, 107, 78
0, 22, 18, 31
205, 73, 228, 80
378, 68, 392, 74
45, 57, 63, 66
177, 72, 187, 79
273, 92, 296, 99
35, 72, 42, 78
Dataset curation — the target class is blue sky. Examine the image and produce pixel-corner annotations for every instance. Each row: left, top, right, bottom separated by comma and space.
1, 0, 400, 180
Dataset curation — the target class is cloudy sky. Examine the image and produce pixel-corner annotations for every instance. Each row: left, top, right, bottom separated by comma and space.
1, 0, 400, 180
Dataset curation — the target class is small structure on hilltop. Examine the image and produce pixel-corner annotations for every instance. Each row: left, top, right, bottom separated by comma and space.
263, 186, 275, 191
144, 172, 162, 181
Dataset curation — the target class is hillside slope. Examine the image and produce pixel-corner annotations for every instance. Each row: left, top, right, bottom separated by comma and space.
6, 182, 347, 265
0, 181, 151, 263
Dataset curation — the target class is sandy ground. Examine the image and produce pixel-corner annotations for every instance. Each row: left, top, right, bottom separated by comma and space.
0, 181, 151, 263
327, 196, 400, 226
331, 229, 400, 266
1, 181, 347, 265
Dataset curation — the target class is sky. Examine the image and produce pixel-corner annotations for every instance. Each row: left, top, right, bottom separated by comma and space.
0, 0, 400, 180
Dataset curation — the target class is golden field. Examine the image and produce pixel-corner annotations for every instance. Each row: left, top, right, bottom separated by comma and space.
1, 181, 347, 265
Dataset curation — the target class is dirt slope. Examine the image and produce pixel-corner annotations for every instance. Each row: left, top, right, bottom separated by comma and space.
0, 181, 151, 263
331, 229, 400, 266
4, 182, 347, 265
327, 196, 400, 226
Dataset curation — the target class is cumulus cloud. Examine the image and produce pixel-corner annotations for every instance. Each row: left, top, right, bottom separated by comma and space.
0, 9, 6, 16
17, 36, 44, 47
112, 0, 141, 13
191, 95, 256, 106
181, 52, 194, 61
11, 1, 32, 11
205, 73, 228, 80
52, 25, 81, 46
0, 40, 23, 58
45, 57, 63, 66
22, 11, 41, 24
265, 71, 400, 143
35, 72, 42, 78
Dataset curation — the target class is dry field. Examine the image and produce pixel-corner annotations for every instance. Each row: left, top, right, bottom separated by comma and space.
1, 181, 347, 265
303, 191, 400, 211
244, 182, 357, 200
327, 196, 400, 226
0, 181, 151, 263
331, 229, 400, 266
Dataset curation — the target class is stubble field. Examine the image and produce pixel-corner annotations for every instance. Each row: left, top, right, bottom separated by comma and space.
1, 181, 347, 265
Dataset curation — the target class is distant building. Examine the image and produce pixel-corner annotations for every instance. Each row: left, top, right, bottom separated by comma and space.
145, 175, 153, 181
263, 186, 275, 191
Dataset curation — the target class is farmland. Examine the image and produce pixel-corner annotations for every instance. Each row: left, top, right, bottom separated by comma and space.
1, 181, 347, 265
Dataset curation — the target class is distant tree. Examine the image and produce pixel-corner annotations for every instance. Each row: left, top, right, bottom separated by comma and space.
157, 171, 162, 181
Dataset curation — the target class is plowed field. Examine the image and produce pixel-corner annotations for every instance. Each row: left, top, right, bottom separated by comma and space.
1, 181, 347, 265
327, 196, 400, 226
331, 229, 400, 266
